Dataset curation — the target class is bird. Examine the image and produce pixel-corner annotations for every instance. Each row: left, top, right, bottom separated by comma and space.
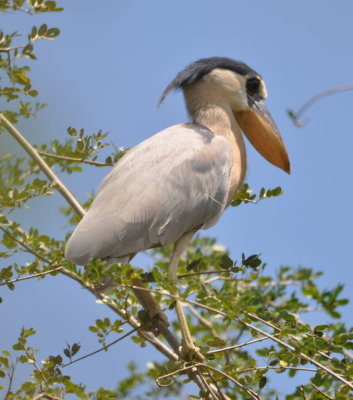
65, 56, 290, 360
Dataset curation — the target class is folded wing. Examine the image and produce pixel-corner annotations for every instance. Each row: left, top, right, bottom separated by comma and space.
65, 123, 232, 265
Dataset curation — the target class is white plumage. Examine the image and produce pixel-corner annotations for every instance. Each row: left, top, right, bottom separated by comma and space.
65, 123, 232, 265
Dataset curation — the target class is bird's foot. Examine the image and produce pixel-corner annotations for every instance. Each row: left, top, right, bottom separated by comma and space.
148, 304, 169, 326
180, 340, 204, 362
138, 305, 169, 335
131, 278, 169, 327
92, 276, 116, 293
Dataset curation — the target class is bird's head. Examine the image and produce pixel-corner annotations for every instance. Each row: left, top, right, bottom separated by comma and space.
159, 57, 290, 174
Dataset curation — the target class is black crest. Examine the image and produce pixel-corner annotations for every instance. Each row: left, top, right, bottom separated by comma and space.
159, 57, 257, 104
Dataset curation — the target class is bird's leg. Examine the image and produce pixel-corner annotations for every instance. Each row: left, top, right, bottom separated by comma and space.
131, 278, 169, 326
94, 257, 169, 327
169, 231, 204, 362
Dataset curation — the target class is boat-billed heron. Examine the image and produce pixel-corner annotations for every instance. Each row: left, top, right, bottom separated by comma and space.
65, 56, 290, 360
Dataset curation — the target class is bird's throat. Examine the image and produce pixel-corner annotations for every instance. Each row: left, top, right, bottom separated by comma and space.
192, 104, 247, 204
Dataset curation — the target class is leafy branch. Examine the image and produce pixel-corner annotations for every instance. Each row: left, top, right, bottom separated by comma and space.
231, 183, 283, 207
0, 0, 63, 15
0, 113, 85, 216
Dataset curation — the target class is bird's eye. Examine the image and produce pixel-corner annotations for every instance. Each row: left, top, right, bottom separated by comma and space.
246, 78, 260, 96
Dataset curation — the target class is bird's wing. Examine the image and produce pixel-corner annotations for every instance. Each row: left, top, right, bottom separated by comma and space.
65, 123, 232, 265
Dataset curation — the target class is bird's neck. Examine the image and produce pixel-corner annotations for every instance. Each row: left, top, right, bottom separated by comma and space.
184, 87, 247, 202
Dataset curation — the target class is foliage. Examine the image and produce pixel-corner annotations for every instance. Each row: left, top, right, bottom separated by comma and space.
1, 3, 353, 400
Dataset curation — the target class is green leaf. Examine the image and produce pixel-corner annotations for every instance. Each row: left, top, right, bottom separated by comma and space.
287, 109, 297, 120
38, 24, 48, 36
259, 376, 267, 389
220, 255, 233, 269
46, 27, 60, 38
206, 337, 226, 347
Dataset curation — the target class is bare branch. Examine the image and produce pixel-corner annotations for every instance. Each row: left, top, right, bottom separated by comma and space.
288, 83, 353, 127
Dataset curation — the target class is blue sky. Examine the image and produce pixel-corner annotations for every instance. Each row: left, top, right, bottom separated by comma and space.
2, 0, 353, 397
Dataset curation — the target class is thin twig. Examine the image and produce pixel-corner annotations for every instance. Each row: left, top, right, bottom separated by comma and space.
12, 5, 34, 14
0, 113, 85, 217
38, 151, 113, 167
238, 279, 302, 288
237, 366, 317, 374
288, 83, 353, 127
310, 383, 334, 400
0, 225, 53, 265
207, 336, 272, 355
0, 46, 26, 53
62, 327, 139, 367
0, 267, 64, 286
4, 360, 18, 400
246, 312, 279, 331
0, 267, 63, 287
23, 345, 48, 388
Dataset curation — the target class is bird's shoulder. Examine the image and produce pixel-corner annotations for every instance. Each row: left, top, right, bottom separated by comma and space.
99, 122, 230, 190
